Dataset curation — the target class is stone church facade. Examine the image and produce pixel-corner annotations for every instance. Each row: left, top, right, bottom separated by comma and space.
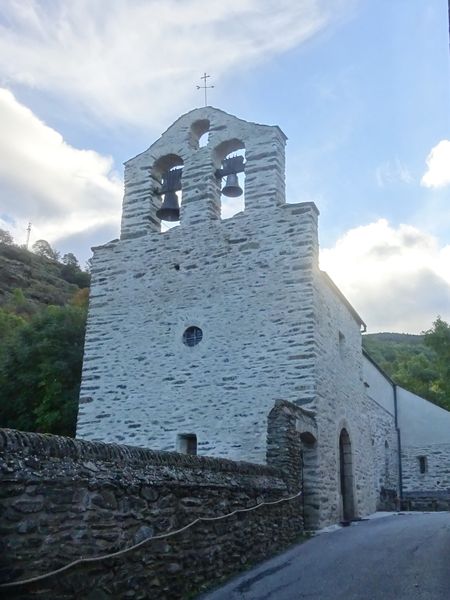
77, 107, 450, 528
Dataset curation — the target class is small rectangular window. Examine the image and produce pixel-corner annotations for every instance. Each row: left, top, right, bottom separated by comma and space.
177, 433, 197, 455
418, 456, 428, 474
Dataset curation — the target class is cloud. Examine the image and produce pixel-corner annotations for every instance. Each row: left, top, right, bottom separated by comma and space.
0, 0, 354, 129
375, 159, 413, 187
421, 139, 450, 188
320, 219, 450, 333
0, 88, 122, 258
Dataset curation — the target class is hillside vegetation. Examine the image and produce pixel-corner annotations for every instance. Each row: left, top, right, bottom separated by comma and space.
0, 242, 89, 310
363, 327, 450, 411
0, 238, 89, 436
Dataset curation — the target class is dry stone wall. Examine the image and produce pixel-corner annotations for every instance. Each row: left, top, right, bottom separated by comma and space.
0, 428, 303, 600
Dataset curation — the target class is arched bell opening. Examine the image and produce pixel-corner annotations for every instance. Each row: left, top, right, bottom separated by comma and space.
152, 154, 184, 231
190, 119, 210, 149
213, 139, 246, 220
339, 428, 355, 522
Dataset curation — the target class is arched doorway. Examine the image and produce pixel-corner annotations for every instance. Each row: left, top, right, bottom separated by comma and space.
339, 428, 355, 521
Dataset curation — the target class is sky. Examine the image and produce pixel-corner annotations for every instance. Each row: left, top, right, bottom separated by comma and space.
0, 0, 449, 333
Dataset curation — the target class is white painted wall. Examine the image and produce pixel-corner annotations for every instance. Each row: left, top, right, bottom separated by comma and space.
397, 387, 450, 445
362, 355, 395, 416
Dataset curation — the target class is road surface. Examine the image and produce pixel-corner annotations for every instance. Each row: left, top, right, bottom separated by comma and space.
197, 512, 450, 600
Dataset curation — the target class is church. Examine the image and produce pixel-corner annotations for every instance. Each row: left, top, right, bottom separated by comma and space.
76, 107, 450, 528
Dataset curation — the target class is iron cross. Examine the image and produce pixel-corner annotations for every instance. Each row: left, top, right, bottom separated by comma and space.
196, 72, 214, 106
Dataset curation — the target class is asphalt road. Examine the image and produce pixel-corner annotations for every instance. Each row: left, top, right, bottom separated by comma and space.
197, 513, 450, 600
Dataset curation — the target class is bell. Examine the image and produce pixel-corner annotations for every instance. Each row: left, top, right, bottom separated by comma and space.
156, 191, 180, 221
221, 173, 243, 198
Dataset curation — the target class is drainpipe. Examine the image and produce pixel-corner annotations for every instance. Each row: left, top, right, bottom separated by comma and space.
393, 384, 403, 502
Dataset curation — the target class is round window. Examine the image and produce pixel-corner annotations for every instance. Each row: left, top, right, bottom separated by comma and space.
183, 326, 203, 347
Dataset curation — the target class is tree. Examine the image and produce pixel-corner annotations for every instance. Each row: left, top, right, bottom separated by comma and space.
0, 309, 25, 363
424, 317, 450, 408
362, 330, 448, 409
0, 228, 14, 245
394, 353, 441, 404
62, 252, 79, 268
60, 254, 91, 287
0, 304, 87, 436
32, 239, 60, 261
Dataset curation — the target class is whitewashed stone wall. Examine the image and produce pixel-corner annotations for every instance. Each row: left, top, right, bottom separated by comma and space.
397, 387, 450, 493
77, 107, 408, 527
359, 359, 450, 505
401, 443, 450, 492
311, 274, 399, 525
362, 356, 399, 496
77, 108, 319, 464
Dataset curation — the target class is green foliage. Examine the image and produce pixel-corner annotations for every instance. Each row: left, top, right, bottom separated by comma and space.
0, 310, 26, 362
0, 241, 89, 310
60, 262, 91, 288
0, 228, 14, 245
0, 243, 91, 436
424, 317, 450, 405
393, 353, 441, 404
0, 302, 87, 436
0, 241, 33, 264
363, 323, 450, 411
62, 252, 79, 268
3, 288, 37, 318
32, 239, 60, 261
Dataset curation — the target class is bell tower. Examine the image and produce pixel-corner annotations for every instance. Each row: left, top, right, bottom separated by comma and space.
77, 107, 320, 464
119, 107, 287, 237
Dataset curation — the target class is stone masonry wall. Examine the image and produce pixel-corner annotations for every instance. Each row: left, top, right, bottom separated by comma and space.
78, 208, 319, 461
401, 490, 450, 512
311, 272, 399, 526
267, 400, 319, 529
360, 356, 399, 508
401, 440, 450, 511
362, 394, 399, 511
396, 386, 450, 507
267, 400, 305, 491
403, 442, 450, 490
120, 107, 287, 238
77, 107, 320, 464
0, 428, 303, 600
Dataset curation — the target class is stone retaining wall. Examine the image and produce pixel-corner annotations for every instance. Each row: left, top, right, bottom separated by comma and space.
0, 428, 303, 599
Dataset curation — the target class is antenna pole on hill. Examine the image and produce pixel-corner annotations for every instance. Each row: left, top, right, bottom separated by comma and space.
26, 222, 32, 249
